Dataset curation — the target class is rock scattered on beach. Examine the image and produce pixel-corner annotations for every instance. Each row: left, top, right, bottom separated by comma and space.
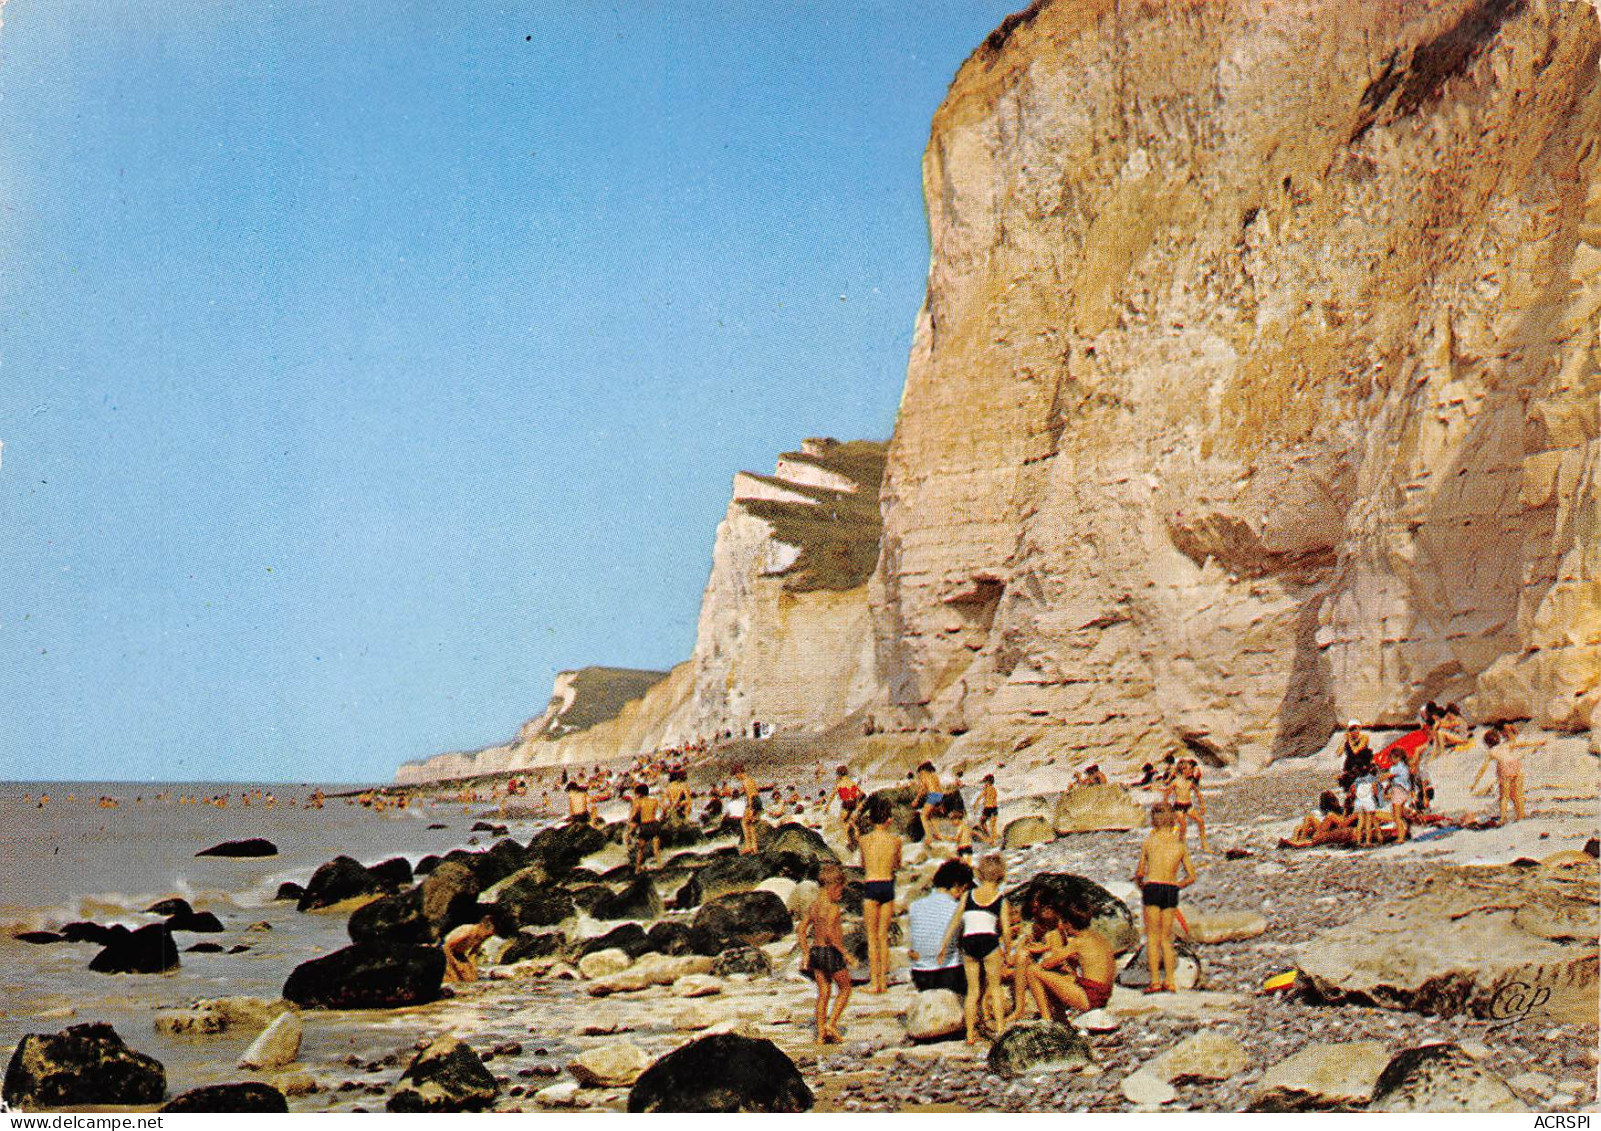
239, 1011, 303, 1070
196, 838, 279, 858
88, 923, 179, 975
905, 989, 965, 1042
627, 1033, 813, 1113
2, 1022, 166, 1110
1249, 1040, 1389, 1111
161, 1083, 288, 1112
385, 1037, 499, 1113
568, 1041, 650, 1088
282, 943, 445, 1010
1370, 1043, 1526, 1112
986, 1021, 1093, 1079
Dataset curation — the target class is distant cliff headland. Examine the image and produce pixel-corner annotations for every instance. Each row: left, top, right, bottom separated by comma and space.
399, 0, 1600, 785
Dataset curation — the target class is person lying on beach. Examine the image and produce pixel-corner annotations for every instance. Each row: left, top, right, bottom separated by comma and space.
1135, 803, 1196, 993
442, 916, 498, 983
1019, 896, 1115, 1019
798, 863, 852, 1045
1471, 722, 1529, 824
858, 795, 903, 994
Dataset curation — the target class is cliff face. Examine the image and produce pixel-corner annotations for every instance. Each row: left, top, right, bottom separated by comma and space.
396, 441, 886, 782
871, 0, 1601, 767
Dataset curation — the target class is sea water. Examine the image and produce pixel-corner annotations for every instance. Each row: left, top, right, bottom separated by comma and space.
0, 781, 553, 1095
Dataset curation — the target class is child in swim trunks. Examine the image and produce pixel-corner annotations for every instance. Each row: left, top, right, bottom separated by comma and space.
1134, 804, 1196, 993
941, 853, 1012, 1044
1021, 895, 1116, 1018
858, 795, 902, 994
978, 773, 1000, 843
799, 864, 852, 1045
1471, 723, 1529, 824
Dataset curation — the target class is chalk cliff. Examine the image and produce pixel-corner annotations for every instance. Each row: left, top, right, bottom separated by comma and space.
870, 0, 1601, 768
399, 0, 1600, 784
396, 441, 886, 781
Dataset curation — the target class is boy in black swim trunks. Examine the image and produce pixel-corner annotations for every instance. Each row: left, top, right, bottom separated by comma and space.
1134, 803, 1196, 993
799, 863, 852, 1044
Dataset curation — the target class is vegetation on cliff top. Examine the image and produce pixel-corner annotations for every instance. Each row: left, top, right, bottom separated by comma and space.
740, 438, 888, 593
538, 666, 670, 739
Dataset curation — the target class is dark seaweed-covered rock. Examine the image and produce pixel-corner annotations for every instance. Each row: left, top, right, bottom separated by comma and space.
498, 931, 566, 965
692, 891, 792, 949
274, 881, 305, 902
1117, 940, 1204, 989
473, 838, 532, 888
645, 921, 699, 956
2, 1023, 166, 1110
196, 838, 278, 858
60, 922, 128, 947
592, 877, 664, 922
526, 821, 607, 874
89, 923, 179, 974
569, 884, 614, 916
574, 923, 652, 961
367, 856, 414, 889
864, 784, 924, 842
161, 1083, 288, 1112
1370, 1043, 1525, 1112
711, 945, 772, 977
1007, 872, 1139, 953
14, 931, 63, 945
145, 897, 193, 917
297, 856, 382, 911
165, 910, 225, 934
386, 1037, 498, 1113
986, 1021, 1092, 1079
493, 882, 574, 934
756, 822, 838, 863
414, 854, 441, 876
348, 888, 431, 947
627, 1034, 812, 1112
420, 859, 484, 938
282, 943, 444, 1009
185, 941, 225, 953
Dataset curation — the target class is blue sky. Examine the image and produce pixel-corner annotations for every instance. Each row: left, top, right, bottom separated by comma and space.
0, 1, 1021, 782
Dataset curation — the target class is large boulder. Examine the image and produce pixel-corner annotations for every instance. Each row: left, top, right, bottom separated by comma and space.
165, 910, 225, 934
1002, 815, 1055, 849
282, 943, 444, 1009
196, 838, 278, 858
473, 838, 532, 888
161, 1083, 287, 1113
367, 856, 414, 889
386, 1037, 499, 1113
493, 884, 574, 932
577, 948, 635, 980
568, 1042, 650, 1088
1052, 784, 1147, 834
986, 1021, 1093, 1079
905, 990, 965, 1042
2, 1023, 166, 1110
146, 897, 193, 917
154, 997, 287, 1037
1297, 859, 1598, 1022
711, 946, 772, 977
498, 930, 567, 965
692, 891, 793, 949
1249, 1041, 1390, 1111
756, 823, 839, 863
297, 856, 382, 911
60, 921, 128, 946
89, 923, 179, 974
348, 888, 431, 947
646, 920, 701, 956
1146, 1030, 1250, 1083
592, 877, 664, 922
1007, 872, 1139, 953
527, 821, 608, 873
674, 853, 813, 907
420, 859, 485, 937
574, 923, 652, 961
627, 1034, 813, 1112
238, 1011, 302, 1070
1370, 1043, 1527, 1112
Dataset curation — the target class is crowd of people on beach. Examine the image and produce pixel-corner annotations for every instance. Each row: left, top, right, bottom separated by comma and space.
1283, 702, 1536, 850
